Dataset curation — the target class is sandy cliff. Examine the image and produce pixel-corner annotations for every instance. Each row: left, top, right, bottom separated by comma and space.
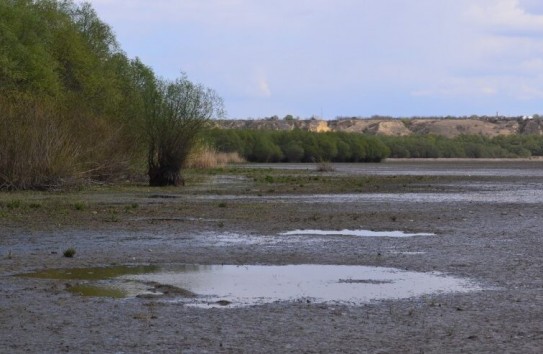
215, 117, 543, 137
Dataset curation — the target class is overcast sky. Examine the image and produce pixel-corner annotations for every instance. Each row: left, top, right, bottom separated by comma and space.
81, 0, 543, 119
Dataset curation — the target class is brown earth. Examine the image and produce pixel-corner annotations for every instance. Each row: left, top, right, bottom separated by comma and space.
1, 160, 543, 353
216, 117, 543, 137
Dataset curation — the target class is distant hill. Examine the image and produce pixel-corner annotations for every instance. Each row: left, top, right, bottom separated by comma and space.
215, 117, 543, 137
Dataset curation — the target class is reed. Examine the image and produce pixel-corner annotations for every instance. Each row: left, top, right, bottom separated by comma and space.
185, 145, 245, 169
0, 96, 139, 190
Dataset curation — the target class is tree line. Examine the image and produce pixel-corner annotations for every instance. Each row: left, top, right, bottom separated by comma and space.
380, 134, 543, 158
203, 129, 390, 163
0, 0, 222, 189
204, 129, 543, 162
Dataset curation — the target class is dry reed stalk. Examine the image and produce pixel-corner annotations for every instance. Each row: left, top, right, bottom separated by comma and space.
185, 146, 245, 169
0, 99, 81, 189
0, 96, 136, 189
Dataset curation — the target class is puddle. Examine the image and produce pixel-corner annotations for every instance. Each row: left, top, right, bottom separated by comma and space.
207, 232, 287, 246
191, 188, 543, 204
123, 265, 482, 307
389, 251, 427, 255
280, 229, 435, 237
20, 264, 481, 307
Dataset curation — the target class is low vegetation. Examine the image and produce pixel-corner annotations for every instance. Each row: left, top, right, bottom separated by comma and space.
380, 134, 543, 158
0, 166, 462, 229
203, 129, 390, 163
63, 247, 76, 258
205, 129, 543, 161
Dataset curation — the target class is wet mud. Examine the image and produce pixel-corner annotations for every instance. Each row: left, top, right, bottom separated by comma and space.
2, 160, 543, 353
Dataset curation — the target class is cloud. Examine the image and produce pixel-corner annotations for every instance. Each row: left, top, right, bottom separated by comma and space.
466, 0, 543, 36
80, 0, 543, 117
257, 77, 272, 98
518, 0, 543, 14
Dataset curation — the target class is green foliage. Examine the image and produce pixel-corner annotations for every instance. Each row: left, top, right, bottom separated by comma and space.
145, 74, 224, 186
6, 199, 22, 209
282, 141, 305, 162
379, 134, 543, 158
203, 129, 390, 163
0, 0, 143, 188
73, 201, 86, 211
251, 134, 283, 162
63, 247, 76, 258
0, 0, 224, 189
204, 129, 543, 162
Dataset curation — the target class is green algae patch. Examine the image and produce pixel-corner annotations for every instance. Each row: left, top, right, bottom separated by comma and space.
18, 265, 180, 299
19, 265, 160, 281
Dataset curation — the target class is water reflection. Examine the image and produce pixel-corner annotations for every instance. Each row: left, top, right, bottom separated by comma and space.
127, 264, 480, 307
19, 265, 160, 280
192, 189, 543, 204
280, 229, 434, 237
20, 264, 482, 306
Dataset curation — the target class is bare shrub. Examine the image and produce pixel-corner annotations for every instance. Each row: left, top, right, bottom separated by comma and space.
0, 96, 137, 190
316, 161, 336, 172
71, 111, 140, 181
0, 98, 80, 190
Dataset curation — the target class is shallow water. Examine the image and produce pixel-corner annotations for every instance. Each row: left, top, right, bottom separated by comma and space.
249, 161, 543, 177
280, 229, 435, 237
20, 264, 482, 307
191, 188, 543, 204
128, 265, 481, 307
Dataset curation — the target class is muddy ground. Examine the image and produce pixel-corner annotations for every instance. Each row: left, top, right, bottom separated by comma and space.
1, 160, 543, 353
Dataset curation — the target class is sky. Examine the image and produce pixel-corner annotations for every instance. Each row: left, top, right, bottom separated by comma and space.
80, 0, 543, 119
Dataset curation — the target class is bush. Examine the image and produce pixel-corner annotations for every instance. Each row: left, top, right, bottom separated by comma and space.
203, 129, 390, 163
281, 141, 305, 162
63, 248, 76, 258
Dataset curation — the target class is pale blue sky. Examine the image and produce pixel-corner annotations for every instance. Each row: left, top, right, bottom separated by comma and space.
82, 0, 543, 119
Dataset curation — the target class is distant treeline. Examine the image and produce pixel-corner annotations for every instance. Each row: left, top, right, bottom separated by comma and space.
204, 129, 390, 162
380, 134, 543, 158
204, 129, 543, 162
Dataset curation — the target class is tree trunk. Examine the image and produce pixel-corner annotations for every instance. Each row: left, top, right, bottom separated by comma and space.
148, 165, 185, 186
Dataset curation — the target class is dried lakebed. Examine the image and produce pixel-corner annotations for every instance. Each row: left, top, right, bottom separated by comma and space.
2, 160, 543, 353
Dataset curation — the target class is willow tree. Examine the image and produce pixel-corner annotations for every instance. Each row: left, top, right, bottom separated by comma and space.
145, 74, 224, 186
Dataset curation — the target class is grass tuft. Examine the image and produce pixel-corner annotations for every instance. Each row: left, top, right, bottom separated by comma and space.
73, 202, 87, 211
63, 248, 76, 258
